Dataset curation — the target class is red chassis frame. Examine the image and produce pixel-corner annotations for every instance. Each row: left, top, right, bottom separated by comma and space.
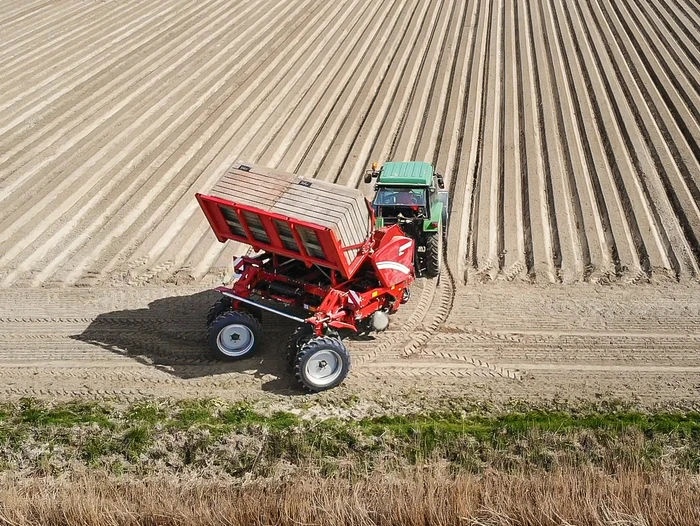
196, 192, 416, 336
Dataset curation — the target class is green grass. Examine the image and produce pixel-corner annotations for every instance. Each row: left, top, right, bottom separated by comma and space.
16, 399, 113, 428
0, 398, 698, 476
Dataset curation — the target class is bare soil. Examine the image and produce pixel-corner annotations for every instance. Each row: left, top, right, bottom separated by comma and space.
0, 281, 697, 405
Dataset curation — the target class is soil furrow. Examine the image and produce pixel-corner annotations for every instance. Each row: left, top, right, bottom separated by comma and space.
58, 0, 320, 284
595, 0, 700, 276
0, 0, 271, 283
324, 0, 439, 184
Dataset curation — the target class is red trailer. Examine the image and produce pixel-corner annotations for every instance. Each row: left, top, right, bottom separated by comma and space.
196, 161, 415, 391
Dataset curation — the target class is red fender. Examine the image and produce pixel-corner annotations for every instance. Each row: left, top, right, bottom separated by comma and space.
371, 230, 415, 288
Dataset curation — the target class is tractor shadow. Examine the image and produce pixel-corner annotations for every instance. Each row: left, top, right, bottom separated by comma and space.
70, 289, 335, 395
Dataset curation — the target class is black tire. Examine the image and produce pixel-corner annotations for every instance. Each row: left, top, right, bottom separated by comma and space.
424, 227, 442, 278
206, 297, 232, 326
285, 325, 314, 371
294, 337, 351, 392
207, 310, 263, 361
207, 297, 262, 327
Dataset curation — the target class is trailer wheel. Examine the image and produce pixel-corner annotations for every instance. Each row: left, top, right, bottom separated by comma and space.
294, 337, 351, 392
285, 325, 314, 371
424, 228, 442, 278
207, 297, 261, 327
207, 310, 262, 360
206, 297, 232, 326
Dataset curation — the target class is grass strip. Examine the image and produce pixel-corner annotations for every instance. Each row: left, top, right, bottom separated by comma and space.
0, 397, 698, 476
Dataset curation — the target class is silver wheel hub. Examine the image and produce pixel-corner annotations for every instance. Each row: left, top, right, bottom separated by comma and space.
217, 323, 255, 357
305, 349, 343, 387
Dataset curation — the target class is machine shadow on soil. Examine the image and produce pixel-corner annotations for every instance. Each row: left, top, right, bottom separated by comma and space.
70, 289, 381, 395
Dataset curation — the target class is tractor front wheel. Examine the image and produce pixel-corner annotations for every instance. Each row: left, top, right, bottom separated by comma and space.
294, 337, 351, 392
424, 229, 442, 278
208, 310, 262, 360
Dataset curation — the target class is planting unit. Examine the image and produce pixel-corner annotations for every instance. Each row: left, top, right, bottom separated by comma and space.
196, 161, 415, 391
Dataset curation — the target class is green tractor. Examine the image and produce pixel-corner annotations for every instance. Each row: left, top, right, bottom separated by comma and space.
364, 161, 449, 278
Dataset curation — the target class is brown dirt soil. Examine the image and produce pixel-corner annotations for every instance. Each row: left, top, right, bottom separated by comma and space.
0, 282, 697, 404
0, 0, 698, 287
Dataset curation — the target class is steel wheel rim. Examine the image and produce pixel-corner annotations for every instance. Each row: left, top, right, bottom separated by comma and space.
304, 349, 343, 387
217, 323, 255, 357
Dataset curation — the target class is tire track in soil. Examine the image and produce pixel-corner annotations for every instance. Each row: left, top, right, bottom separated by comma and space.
1, 283, 699, 398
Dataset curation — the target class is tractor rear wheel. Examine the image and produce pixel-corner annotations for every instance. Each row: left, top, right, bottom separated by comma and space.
424, 228, 442, 278
285, 325, 314, 371
207, 310, 263, 360
294, 337, 351, 392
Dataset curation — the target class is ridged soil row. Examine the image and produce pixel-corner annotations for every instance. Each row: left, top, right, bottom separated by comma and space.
607, 0, 700, 256
60, 0, 324, 287
0, 0, 285, 286
207, 0, 457, 277
0, 0, 322, 286
0, 0, 238, 206
593, 0, 700, 276
260, 0, 415, 175
0, 0, 193, 167
172, 0, 396, 278
303, 0, 439, 185
454, 0, 495, 283
0, 1, 182, 140
1, 0, 699, 287
276, 0, 422, 181
461, 0, 700, 283
0, 1, 81, 45
115, 0, 370, 284
0, 2, 102, 67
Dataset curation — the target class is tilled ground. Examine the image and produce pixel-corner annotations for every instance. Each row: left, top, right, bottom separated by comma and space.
0, 0, 698, 287
0, 282, 697, 403
0, 0, 699, 403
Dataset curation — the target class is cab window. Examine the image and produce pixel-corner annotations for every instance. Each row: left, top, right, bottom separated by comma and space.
373, 187, 427, 206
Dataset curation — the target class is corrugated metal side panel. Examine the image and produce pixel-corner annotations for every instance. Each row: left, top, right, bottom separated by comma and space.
207, 161, 371, 264
277, 184, 369, 263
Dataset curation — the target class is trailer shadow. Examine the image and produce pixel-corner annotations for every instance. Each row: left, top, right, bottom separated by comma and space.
70, 289, 325, 395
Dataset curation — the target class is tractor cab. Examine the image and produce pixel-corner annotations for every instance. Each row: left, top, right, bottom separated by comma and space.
365, 161, 449, 278
373, 186, 428, 218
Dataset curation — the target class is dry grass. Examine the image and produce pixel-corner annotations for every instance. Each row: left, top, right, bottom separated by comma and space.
1, 399, 699, 525
1, 466, 699, 526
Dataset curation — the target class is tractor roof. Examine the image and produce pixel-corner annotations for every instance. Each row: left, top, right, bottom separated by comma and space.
377, 161, 433, 186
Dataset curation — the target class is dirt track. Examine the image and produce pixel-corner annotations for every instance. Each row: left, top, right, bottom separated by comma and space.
0, 0, 699, 403
0, 283, 698, 403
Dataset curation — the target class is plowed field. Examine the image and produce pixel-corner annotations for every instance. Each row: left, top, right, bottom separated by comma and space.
0, 0, 698, 403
